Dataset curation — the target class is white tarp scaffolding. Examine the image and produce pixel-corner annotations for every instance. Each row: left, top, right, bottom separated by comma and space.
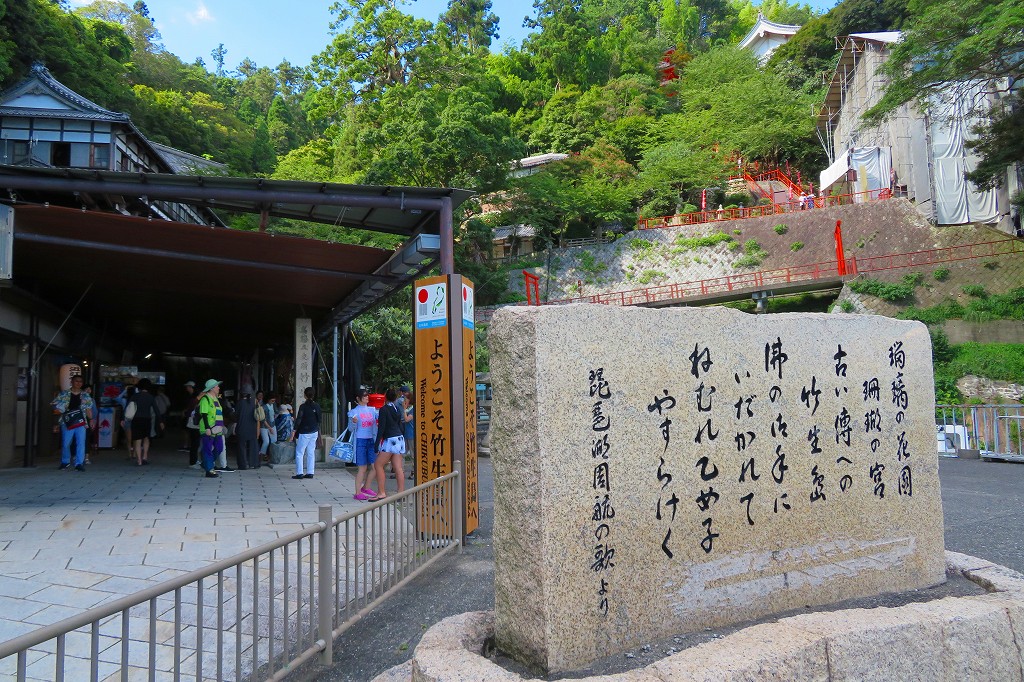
929, 89, 999, 225
819, 146, 892, 200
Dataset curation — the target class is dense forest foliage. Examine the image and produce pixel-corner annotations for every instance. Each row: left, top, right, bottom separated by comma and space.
1, 0, 1018, 278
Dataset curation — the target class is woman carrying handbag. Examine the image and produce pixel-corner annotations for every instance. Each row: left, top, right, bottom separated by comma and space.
346, 389, 379, 500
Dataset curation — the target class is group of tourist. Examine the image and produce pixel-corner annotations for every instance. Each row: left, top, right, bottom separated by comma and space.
180, 379, 295, 478
347, 386, 414, 502
51, 375, 174, 471
51, 373, 418, 502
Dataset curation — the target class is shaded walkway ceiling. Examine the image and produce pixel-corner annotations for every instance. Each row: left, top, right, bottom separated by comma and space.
0, 166, 473, 358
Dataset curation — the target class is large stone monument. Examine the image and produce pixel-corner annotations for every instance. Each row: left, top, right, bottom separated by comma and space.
489, 305, 945, 673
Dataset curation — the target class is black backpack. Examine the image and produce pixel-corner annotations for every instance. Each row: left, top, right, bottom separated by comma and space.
190, 397, 207, 428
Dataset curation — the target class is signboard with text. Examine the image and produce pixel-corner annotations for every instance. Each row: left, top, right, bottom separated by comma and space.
295, 318, 313, 401
415, 276, 453, 535
413, 274, 479, 537
461, 280, 479, 533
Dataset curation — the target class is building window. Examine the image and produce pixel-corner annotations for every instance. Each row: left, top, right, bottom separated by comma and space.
90, 143, 110, 169
51, 142, 71, 167
7, 141, 30, 164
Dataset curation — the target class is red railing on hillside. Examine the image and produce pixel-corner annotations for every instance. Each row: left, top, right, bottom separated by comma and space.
637, 188, 892, 231
544, 238, 1022, 308
749, 169, 807, 197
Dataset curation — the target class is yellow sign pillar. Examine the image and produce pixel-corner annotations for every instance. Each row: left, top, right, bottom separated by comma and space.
413, 274, 479, 536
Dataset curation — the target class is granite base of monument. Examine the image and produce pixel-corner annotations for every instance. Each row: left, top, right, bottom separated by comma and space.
370, 552, 1024, 682
489, 305, 945, 672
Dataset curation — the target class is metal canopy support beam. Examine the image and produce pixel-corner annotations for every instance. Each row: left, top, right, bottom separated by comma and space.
332, 325, 339, 439
440, 196, 454, 275
15, 232, 400, 285
0, 175, 447, 214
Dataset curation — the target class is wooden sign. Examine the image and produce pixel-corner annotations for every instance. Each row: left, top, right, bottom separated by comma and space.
413, 274, 479, 537
459, 278, 479, 534
414, 275, 453, 535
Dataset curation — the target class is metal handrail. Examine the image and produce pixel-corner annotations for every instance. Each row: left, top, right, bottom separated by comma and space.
637, 187, 892, 231
1, 469, 462, 681
936, 404, 1024, 458
0, 523, 325, 659
546, 238, 1021, 308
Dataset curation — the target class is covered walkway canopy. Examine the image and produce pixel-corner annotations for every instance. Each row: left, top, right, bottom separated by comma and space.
0, 165, 473, 358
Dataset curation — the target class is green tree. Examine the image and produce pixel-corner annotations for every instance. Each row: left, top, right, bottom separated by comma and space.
439, 0, 499, 51
528, 85, 597, 152
501, 144, 636, 249
350, 305, 413, 390
75, 0, 160, 52
964, 94, 1024, 191
674, 46, 821, 166
210, 43, 227, 76
523, 0, 613, 89
634, 139, 726, 216
251, 118, 276, 174
335, 83, 524, 190
0, 0, 133, 108
309, 0, 434, 122
267, 96, 297, 155
273, 139, 335, 182
864, 0, 1024, 190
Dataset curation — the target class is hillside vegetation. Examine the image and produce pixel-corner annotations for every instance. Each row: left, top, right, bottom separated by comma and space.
5, 0, 1021, 395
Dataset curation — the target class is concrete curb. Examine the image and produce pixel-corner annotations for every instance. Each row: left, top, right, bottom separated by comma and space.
381, 550, 1024, 681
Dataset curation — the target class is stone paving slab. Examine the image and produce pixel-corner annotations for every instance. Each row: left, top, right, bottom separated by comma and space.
0, 440, 375, 679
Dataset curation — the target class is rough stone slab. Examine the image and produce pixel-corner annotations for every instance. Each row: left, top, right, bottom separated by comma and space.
410, 611, 519, 682
490, 305, 945, 672
370, 660, 414, 682
414, 610, 495, 653
650, 622, 828, 682
946, 549, 994, 575
906, 596, 1023, 681
785, 606, 944, 681
410, 611, 663, 682
964, 564, 1024, 594
986, 593, 1024, 677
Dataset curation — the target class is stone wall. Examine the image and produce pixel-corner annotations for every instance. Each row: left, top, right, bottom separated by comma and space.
943, 319, 1024, 345
956, 375, 1024, 403
489, 305, 945, 673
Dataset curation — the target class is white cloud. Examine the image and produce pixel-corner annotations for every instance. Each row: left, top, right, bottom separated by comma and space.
186, 2, 215, 25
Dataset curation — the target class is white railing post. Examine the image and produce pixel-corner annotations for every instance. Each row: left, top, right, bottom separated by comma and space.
318, 504, 333, 665
453, 468, 463, 552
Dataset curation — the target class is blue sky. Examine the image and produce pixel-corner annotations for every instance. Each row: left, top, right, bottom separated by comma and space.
70, 0, 538, 70
72, 0, 836, 72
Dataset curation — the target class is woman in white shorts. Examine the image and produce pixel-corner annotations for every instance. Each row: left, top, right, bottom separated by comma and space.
373, 387, 407, 499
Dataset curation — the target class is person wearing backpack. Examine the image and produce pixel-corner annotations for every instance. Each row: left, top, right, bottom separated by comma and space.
196, 379, 225, 478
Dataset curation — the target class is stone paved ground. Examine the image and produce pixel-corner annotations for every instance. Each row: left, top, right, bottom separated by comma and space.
0, 437, 373, 680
